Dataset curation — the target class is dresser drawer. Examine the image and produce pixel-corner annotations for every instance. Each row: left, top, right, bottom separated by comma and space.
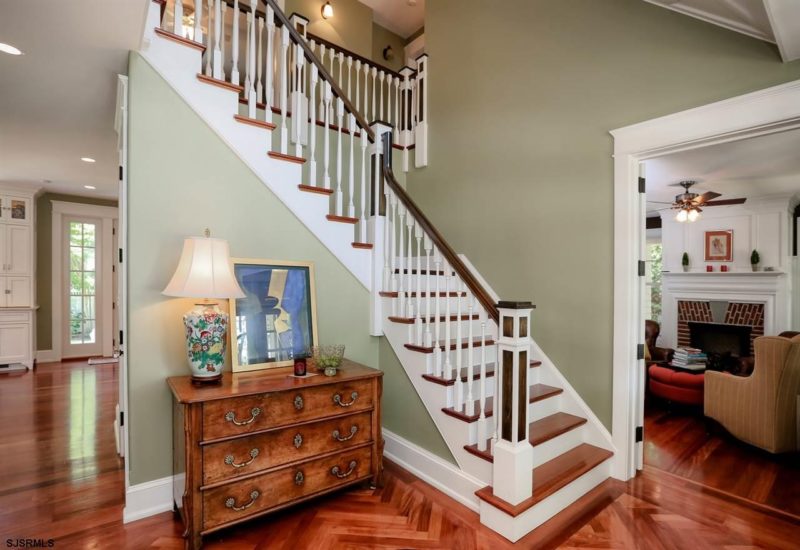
202, 411, 373, 485
202, 379, 374, 440
202, 445, 372, 530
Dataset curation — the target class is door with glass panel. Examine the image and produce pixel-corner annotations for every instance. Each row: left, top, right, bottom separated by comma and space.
64, 218, 102, 357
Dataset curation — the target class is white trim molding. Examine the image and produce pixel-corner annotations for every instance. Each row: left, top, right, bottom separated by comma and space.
123, 475, 173, 523
50, 201, 118, 362
383, 429, 483, 511
609, 78, 800, 481
35, 349, 59, 363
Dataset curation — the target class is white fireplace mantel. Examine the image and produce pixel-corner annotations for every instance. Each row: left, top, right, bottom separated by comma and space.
659, 270, 789, 349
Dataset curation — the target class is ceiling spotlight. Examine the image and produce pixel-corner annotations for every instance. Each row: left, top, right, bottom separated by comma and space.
80, 157, 96, 163
321, 1, 333, 19
84, 185, 96, 190
0, 43, 23, 56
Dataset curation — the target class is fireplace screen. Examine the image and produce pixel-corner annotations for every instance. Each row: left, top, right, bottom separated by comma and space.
689, 321, 751, 358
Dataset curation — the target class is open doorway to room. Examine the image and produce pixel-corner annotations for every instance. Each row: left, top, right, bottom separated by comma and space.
636, 124, 800, 517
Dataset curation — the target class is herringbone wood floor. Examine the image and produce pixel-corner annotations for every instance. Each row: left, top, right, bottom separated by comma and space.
2, 362, 799, 549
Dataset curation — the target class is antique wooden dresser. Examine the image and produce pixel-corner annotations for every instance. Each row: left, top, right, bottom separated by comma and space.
168, 360, 383, 549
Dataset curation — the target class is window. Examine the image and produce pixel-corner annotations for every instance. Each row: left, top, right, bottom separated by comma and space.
69, 222, 97, 345
647, 243, 663, 323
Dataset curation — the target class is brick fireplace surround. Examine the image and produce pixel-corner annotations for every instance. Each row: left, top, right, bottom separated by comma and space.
677, 300, 765, 355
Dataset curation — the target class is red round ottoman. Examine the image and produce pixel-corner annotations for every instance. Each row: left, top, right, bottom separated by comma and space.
648, 364, 705, 406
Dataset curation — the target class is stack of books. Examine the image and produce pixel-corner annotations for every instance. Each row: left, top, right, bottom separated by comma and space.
672, 347, 707, 370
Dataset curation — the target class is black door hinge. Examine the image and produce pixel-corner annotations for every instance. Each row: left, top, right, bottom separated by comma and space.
119, 248, 123, 263
119, 166, 123, 181
638, 176, 646, 194
120, 411, 124, 426
119, 330, 124, 346
638, 260, 646, 277
637, 344, 645, 360
635, 426, 643, 443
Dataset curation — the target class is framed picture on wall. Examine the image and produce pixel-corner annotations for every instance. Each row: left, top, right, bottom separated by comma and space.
704, 230, 733, 262
229, 259, 318, 372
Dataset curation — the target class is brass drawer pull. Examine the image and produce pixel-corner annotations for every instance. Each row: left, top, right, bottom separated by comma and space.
330, 460, 357, 479
294, 433, 303, 449
224, 448, 259, 469
294, 395, 304, 410
294, 470, 305, 486
332, 391, 358, 407
332, 425, 358, 442
225, 490, 260, 512
224, 407, 261, 426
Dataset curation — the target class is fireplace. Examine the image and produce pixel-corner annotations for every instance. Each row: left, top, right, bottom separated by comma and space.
689, 321, 751, 358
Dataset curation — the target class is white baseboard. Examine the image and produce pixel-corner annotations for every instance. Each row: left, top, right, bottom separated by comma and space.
123, 475, 174, 523
36, 349, 60, 363
383, 429, 483, 512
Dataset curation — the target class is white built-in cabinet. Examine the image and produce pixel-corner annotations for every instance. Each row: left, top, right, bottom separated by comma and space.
0, 185, 38, 368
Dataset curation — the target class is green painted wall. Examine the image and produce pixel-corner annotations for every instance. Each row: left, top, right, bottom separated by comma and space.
35, 193, 118, 351
127, 52, 447, 485
285, 0, 373, 59
407, 0, 800, 429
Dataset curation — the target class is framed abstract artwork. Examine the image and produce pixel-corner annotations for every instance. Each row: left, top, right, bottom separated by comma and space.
229, 259, 318, 372
704, 230, 733, 262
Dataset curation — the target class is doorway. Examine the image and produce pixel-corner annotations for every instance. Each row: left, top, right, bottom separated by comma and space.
64, 217, 102, 357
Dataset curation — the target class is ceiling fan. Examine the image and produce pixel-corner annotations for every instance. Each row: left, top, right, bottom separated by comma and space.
652, 180, 747, 222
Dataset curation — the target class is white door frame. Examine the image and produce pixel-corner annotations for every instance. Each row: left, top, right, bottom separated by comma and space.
609, 78, 800, 481
51, 201, 119, 360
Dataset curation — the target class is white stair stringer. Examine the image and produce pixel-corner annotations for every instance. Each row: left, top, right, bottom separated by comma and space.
139, 9, 371, 289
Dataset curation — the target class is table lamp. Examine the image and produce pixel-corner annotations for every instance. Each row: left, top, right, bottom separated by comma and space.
163, 230, 245, 384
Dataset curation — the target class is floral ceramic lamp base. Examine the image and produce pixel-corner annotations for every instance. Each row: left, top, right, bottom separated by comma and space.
184, 302, 228, 384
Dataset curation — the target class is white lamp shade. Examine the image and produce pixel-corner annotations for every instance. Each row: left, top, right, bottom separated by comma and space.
163, 237, 245, 299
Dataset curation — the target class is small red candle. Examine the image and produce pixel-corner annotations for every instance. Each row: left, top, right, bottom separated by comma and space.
721, 265, 728, 272
706, 265, 713, 272
293, 357, 307, 376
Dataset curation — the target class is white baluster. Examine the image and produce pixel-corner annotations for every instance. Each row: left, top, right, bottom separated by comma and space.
397, 203, 406, 317
383, 187, 392, 291
322, 82, 332, 190
347, 113, 355, 218
406, 211, 414, 319
173, 0, 184, 36
370, 67, 377, 121
362, 62, 370, 123
477, 321, 488, 451
335, 98, 344, 216
256, 15, 263, 103
244, 12, 252, 91
423, 237, 433, 347
388, 193, 398, 306
359, 130, 368, 243
230, 1, 239, 84
414, 222, 423, 344
217, 0, 226, 80
317, 45, 326, 117
386, 75, 393, 127
394, 77, 401, 144
293, 42, 303, 157
433, 253, 442, 377
378, 71, 385, 120
279, 24, 289, 154
465, 297, 475, 417
247, 1, 257, 119
307, 64, 318, 187
346, 57, 353, 115
328, 48, 335, 121
337, 52, 344, 90
354, 59, 361, 113
205, 0, 213, 76
455, 280, 465, 409
194, 0, 203, 43
443, 272, 452, 380
264, 4, 274, 120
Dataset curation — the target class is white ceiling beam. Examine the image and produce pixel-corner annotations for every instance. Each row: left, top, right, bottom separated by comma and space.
763, 0, 800, 62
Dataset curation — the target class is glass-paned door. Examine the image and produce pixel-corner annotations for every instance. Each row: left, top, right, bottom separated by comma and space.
64, 219, 102, 357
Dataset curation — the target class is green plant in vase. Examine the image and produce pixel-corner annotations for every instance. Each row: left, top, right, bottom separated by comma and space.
682, 252, 689, 272
312, 345, 345, 376
750, 250, 760, 272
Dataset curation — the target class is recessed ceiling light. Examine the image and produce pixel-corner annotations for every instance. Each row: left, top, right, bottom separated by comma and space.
0, 43, 23, 56
80, 157, 96, 163
84, 185, 96, 190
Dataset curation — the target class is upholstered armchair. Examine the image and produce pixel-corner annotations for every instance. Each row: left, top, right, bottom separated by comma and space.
645, 320, 674, 364
704, 334, 800, 453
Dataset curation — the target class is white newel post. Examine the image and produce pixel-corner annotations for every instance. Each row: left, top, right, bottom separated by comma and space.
399, 66, 414, 173
492, 301, 534, 506
368, 122, 392, 336
414, 54, 429, 167
173, 0, 184, 37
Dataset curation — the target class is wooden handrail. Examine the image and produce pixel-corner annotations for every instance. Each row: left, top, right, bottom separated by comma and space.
379, 137, 500, 323
263, 0, 375, 142
307, 32, 407, 81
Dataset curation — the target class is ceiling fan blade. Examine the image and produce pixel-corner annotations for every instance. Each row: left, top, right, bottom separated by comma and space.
692, 191, 722, 205
704, 198, 747, 206
648, 201, 674, 205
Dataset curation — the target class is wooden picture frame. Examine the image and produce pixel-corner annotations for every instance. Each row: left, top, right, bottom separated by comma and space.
704, 230, 733, 262
229, 259, 318, 372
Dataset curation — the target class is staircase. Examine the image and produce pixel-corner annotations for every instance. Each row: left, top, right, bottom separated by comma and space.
142, 0, 615, 541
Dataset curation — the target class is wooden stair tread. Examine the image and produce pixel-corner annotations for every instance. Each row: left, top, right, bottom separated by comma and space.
154, 28, 206, 51
352, 242, 373, 249
197, 73, 244, 93
421, 360, 541, 387
234, 114, 276, 130
389, 313, 479, 324
380, 291, 467, 298
326, 214, 358, 224
464, 412, 587, 462
268, 151, 306, 164
298, 184, 333, 196
405, 337, 495, 354
442, 384, 562, 423
475, 443, 613, 517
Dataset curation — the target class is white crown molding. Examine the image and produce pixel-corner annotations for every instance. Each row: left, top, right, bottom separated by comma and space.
51, 200, 118, 219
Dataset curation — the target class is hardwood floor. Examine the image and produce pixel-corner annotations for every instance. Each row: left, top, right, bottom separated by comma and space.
1, 361, 799, 548
644, 399, 800, 519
